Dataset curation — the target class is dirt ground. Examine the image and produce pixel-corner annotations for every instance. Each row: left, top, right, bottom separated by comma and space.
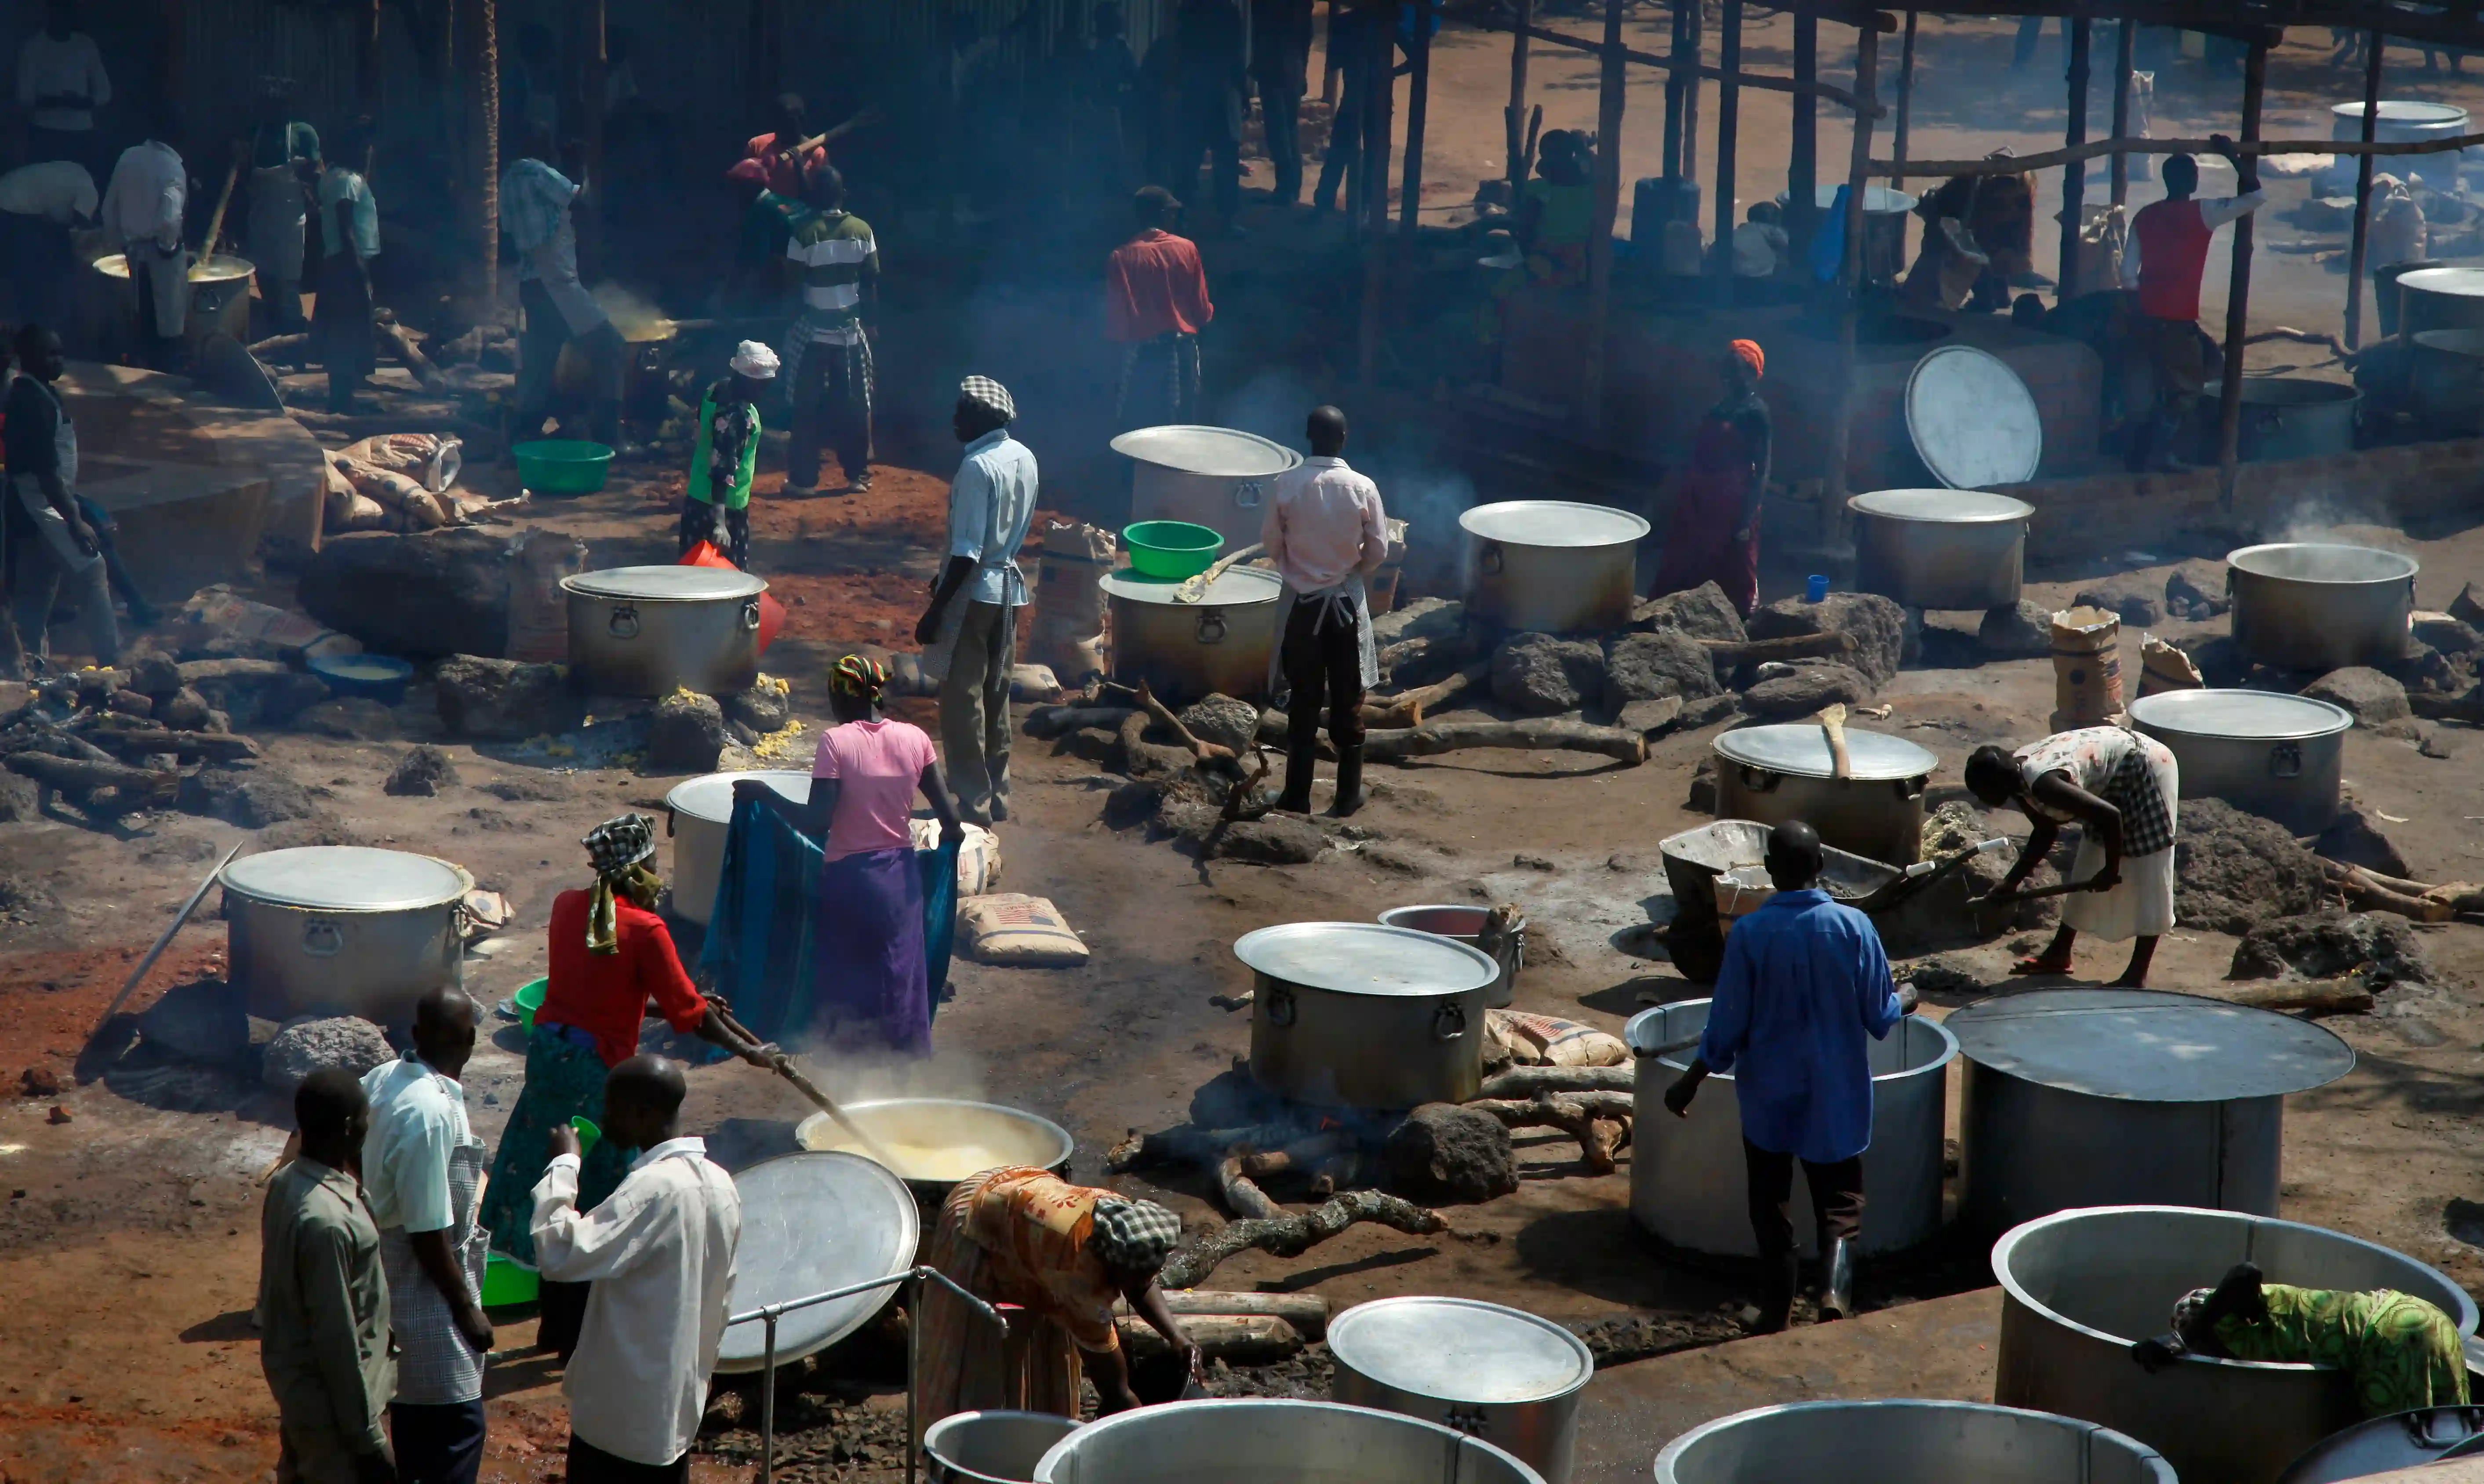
6, 17, 2484, 1484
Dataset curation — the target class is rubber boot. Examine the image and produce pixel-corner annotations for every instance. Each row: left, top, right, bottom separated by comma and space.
1275, 727, 1318, 814
1819, 1237, 1856, 1321
1749, 1251, 1799, 1334
1330, 739, 1367, 817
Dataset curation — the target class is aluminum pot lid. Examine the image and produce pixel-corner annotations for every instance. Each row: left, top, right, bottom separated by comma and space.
220, 846, 469, 910
1946, 988, 2354, 1102
1233, 922, 1499, 997
1099, 565, 1284, 606
716, 1151, 918, 1371
2128, 688, 2354, 742
2395, 266, 2484, 301
2226, 542, 2419, 585
1328, 1296, 1593, 1403
2333, 99, 2469, 126
1904, 345, 2043, 489
1713, 722, 1938, 782
1458, 500, 1652, 548
1109, 425, 1301, 479
1846, 487, 2035, 524
665, 769, 811, 823
563, 564, 766, 600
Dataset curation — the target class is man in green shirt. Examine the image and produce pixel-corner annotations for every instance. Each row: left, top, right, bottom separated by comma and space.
259, 1067, 398, 1484
783, 165, 879, 496
679, 340, 777, 571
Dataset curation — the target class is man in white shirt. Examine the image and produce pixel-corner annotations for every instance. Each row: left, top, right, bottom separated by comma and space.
17, 0, 110, 179
99, 122, 188, 369
361, 989, 493, 1484
0, 158, 94, 326
916, 376, 1037, 827
316, 120, 382, 412
501, 124, 625, 451
532, 1056, 741, 1484
1261, 404, 1387, 817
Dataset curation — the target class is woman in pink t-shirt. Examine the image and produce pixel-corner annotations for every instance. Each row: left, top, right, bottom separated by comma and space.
735, 654, 963, 1054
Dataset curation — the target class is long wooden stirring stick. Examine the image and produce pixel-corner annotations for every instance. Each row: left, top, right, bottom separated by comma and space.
708, 1002, 905, 1171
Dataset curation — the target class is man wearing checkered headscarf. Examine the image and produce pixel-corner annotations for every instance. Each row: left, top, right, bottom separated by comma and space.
916, 377, 1038, 826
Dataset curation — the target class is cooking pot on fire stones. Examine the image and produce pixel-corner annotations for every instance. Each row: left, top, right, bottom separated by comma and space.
563, 564, 765, 697
1459, 500, 1648, 636
1238, 922, 1500, 1109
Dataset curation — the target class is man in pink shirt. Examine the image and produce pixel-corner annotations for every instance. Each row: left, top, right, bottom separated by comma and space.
1262, 404, 1388, 817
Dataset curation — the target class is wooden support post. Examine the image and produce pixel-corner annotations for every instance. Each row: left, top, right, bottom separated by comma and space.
1324, 0, 1342, 104
356, 0, 382, 118
1664, 0, 1689, 178
1821, 21, 1881, 556
1356, 0, 1397, 384
2215, 39, 2267, 512
1400, 0, 1432, 247
1506, 0, 1533, 193
1713, 0, 1743, 280
1893, 11, 1916, 268
1581, 0, 1627, 431
158, 0, 186, 150
2344, 29, 2384, 350
2109, 17, 2134, 204
582, 0, 607, 259
2059, 11, 2091, 295
1681, 0, 1702, 183
456, 0, 499, 314
1789, 5, 1819, 258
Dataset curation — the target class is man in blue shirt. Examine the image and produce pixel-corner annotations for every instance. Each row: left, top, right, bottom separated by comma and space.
1663, 820, 1912, 1332
915, 376, 1035, 827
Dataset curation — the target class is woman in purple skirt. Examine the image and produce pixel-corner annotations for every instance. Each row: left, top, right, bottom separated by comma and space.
735, 654, 964, 1055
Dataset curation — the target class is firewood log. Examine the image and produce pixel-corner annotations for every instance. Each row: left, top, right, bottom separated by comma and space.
1699, 632, 1857, 665
374, 315, 448, 389
1158, 1191, 1449, 1291
1466, 1092, 1637, 1174
2207, 978, 2375, 1015
1306, 1149, 1364, 1199
1023, 704, 1136, 739
1215, 1155, 1284, 1220
1237, 1130, 1353, 1179
1363, 718, 1646, 767
1111, 1291, 1331, 1339
1475, 1065, 1634, 1099
81, 725, 258, 761
2336, 866, 2459, 922
1108, 1122, 1308, 1172
1117, 1313, 1303, 1365
4, 752, 179, 801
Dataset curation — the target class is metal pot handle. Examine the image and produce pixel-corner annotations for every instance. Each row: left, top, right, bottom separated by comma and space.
1233, 479, 1264, 509
1896, 773, 1928, 802
1738, 764, 1782, 793
2405, 1409, 2484, 1448
302, 919, 344, 957
1196, 612, 1228, 645
1479, 540, 1505, 576
741, 599, 762, 631
609, 603, 641, 640
1264, 986, 1297, 1026
2268, 742, 2304, 779
1432, 1003, 1468, 1042
1442, 1405, 1490, 1437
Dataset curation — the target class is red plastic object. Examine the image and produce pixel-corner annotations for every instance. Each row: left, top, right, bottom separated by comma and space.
680, 540, 786, 654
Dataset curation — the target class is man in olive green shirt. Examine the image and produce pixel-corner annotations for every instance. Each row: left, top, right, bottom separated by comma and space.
260, 1068, 398, 1484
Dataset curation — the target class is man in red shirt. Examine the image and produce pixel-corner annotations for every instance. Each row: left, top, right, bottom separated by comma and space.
1105, 186, 1214, 431
2120, 134, 2263, 472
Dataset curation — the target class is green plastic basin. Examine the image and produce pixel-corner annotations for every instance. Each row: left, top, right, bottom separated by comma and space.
514, 439, 615, 495
481, 1251, 539, 1309
513, 978, 548, 1027
1122, 520, 1224, 579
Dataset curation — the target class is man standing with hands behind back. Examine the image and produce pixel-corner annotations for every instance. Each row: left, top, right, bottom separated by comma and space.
1262, 404, 1386, 819
916, 377, 1035, 828
1662, 820, 1913, 1333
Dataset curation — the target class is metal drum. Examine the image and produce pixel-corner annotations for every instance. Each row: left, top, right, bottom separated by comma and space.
2236, 379, 2361, 463
2128, 689, 2353, 835
1849, 488, 2034, 611
1626, 1000, 1954, 1257
219, 846, 472, 1029
926, 1412, 1084, 1484
2392, 266, 2484, 339
1657, 1400, 2175, 1484
1712, 723, 1937, 867
2332, 100, 2473, 190
2409, 329, 2484, 434
663, 770, 810, 925
1112, 426, 1301, 535
2226, 542, 2419, 673
1032, 1398, 1547, 1484
1952, 989, 2355, 1235
1905, 344, 2044, 490
1100, 566, 1284, 704
1376, 905, 1524, 1009
1239, 922, 1500, 1109
1328, 1297, 1593, 1484
2276, 1407, 2484, 1484
716, 1151, 918, 1372
1459, 501, 1649, 636
563, 564, 766, 697
1994, 1205, 2479, 1484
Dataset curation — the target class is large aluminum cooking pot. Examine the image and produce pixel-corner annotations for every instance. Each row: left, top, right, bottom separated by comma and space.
1328, 1296, 1593, 1484
563, 564, 765, 697
2226, 542, 2418, 672
1033, 1399, 1546, 1484
2333, 100, 2473, 190
1111, 426, 1301, 535
1657, 1400, 2174, 1484
2128, 689, 2353, 834
794, 1097, 1074, 1209
2276, 1407, 2484, 1484
93, 251, 257, 355
1240, 922, 1500, 1108
1848, 488, 2034, 611
663, 770, 809, 925
2410, 328, 2484, 434
1100, 565, 1283, 704
219, 846, 472, 1029
2236, 378, 2360, 463
1713, 722, 1937, 866
1627, 1000, 1953, 1256
1377, 905, 1523, 1009
1459, 501, 1649, 636
926, 1412, 1083, 1484
2392, 266, 2484, 338
716, 1151, 917, 1373
1994, 1205, 2477, 1484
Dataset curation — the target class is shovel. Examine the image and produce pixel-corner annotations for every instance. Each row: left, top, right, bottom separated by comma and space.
1977, 870, 2117, 907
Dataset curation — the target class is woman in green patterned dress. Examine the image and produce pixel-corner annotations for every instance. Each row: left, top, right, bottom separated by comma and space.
2131, 1261, 2469, 1416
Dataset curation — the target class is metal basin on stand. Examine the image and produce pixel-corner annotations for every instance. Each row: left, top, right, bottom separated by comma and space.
716, 1151, 918, 1373
1656, 1400, 2174, 1484
1849, 488, 2034, 611
1626, 1000, 1954, 1257
1993, 1204, 2478, 1484
1032, 1398, 1547, 1484
2226, 542, 2418, 673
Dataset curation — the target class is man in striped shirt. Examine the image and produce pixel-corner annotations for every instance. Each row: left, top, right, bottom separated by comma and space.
783, 165, 879, 497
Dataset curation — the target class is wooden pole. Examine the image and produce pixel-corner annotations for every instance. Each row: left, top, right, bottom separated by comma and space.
582, 0, 607, 259
1400, 0, 1432, 247
1822, 20, 1880, 556
1324, 0, 1342, 104
2059, 11, 2091, 295
456, 0, 499, 315
2343, 29, 2384, 350
1581, 0, 1627, 431
2215, 39, 2267, 513
1506, 0, 1533, 193
1356, 0, 1397, 384
1789, 5, 1818, 258
1713, 0, 1742, 280
1892, 11, 1916, 269
2109, 17, 2134, 204
1681, 0, 1702, 183
356, 0, 382, 116
1490, 18, 1880, 114
1664, 0, 1689, 178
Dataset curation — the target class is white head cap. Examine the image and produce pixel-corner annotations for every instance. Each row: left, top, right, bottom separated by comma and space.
730, 341, 781, 380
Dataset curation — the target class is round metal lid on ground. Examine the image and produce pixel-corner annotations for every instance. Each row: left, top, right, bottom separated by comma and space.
2332, 99, 2470, 127
716, 1151, 918, 1372
1457, 500, 1652, 548
1946, 988, 2354, 1103
1846, 488, 2036, 524
2393, 266, 2484, 301
1329, 1296, 1593, 1403
1109, 425, 1301, 478
562, 565, 766, 600
2226, 542, 2419, 584
2127, 689, 2354, 742
1714, 722, 1939, 782
1904, 345, 2043, 489
1234, 922, 1499, 998
1098, 565, 1284, 606
219, 847, 469, 911
664, 770, 811, 823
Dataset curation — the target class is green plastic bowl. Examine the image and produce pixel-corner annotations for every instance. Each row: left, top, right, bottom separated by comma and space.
1122, 520, 1225, 580
481, 1252, 539, 1309
513, 978, 548, 1027
514, 439, 615, 495
571, 1116, 601, 1156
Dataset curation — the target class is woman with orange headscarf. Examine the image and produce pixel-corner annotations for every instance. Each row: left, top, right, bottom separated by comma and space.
1650, 339, 1772, 617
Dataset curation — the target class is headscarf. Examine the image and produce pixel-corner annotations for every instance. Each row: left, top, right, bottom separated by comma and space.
730, 340, 781, 380
959, 375, 1016, 423
832, 653, 891, 701
582, 814, 660, 955
1729, 338, 1765, 380
2170, 1286, 2215, 1342
1088, 1196, 1182, 1275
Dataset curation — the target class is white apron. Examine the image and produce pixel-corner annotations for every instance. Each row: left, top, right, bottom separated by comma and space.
920, 555, 1026, 684
377, 1134, 492, 1405
10, 378, 97, 575
246, 162, 307, 281
1267, 572, 1378, 701
124, 241, 188, 335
